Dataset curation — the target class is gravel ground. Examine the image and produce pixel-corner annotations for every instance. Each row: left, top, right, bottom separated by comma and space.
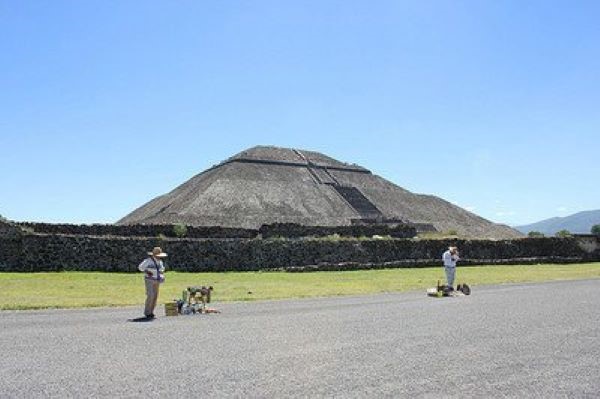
1, 279, 599, 398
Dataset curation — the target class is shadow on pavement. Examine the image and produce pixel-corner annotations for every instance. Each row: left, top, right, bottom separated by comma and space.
127, 316, 154, 323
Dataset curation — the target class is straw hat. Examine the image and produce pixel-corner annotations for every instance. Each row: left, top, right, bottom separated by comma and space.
148, 247, 168, 257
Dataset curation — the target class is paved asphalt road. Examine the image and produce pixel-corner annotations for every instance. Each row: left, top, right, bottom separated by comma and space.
1, 279, 599, 398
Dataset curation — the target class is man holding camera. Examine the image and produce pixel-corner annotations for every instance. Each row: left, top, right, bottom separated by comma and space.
442, 246, 460, 289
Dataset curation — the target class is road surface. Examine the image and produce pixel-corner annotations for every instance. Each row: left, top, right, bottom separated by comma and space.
1, 279, 599, 398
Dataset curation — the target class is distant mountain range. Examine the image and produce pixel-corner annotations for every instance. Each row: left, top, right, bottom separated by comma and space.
515, 209, 600, 235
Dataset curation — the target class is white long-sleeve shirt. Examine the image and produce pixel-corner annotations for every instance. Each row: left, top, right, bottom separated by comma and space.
442, 250, 459, 268
138, 257, 165, 281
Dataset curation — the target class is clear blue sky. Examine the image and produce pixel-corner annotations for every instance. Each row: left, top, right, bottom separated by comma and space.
1, 1, 598, 226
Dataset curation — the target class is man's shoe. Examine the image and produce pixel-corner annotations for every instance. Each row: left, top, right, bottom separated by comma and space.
148, 313, 156, 319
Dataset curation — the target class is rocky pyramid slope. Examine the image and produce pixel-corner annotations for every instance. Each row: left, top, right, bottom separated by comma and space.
118, 146, 522, 239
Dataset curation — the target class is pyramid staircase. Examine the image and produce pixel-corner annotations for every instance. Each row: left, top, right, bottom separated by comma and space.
293, 149, 383, 219
332, 185, 384, 219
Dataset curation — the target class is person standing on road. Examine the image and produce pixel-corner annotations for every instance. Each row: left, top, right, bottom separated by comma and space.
138, 246, 167, 319
442, 246, 459, 289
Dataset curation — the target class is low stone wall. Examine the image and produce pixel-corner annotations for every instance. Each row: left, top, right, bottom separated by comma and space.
0, 221, 23, 269
15, 222, 417, 239
0, 220, 22, 239
283, 256, 588, 272
16, 222, 257, 239
0, 237, 21, 269
1, 232, 599, 273
258, 223, 416, 239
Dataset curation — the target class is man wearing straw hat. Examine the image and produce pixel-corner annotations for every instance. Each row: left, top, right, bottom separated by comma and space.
138, 246, 167, 319
442, 246, 460, 289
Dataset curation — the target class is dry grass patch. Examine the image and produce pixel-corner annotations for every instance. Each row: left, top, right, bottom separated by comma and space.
1, 263, 599, 310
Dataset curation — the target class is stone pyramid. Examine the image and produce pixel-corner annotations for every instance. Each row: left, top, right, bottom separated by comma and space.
118, 146, 522, 239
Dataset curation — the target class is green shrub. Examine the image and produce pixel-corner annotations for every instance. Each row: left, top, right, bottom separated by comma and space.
321, 233, 342, 241
372, 235, 393, 240
591, 224, 600, 236
555, 229, 572, 238
173, 223, 188, 238
528, 231, 545, 238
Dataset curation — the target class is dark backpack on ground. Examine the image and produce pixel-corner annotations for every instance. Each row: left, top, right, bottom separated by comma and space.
457, 283, 471, 295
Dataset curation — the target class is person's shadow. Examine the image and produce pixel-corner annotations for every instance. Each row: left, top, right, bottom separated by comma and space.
127, 316, 154, 322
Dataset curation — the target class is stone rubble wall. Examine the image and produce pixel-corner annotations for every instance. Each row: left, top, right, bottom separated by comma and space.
14, 221, 418, 239
15, 222, 257, 239
1, 228, 598, 272
258, 223, 416, 239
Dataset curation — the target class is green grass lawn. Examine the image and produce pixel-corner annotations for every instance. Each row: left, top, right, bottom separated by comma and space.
1, 263, 600, 310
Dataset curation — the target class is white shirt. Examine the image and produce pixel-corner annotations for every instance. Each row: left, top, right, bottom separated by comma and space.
138, 257, 165, 281
442, 250, 459, 268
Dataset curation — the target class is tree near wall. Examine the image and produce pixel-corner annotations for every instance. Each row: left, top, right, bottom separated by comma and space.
173, 223, 188, 238
555, 229, 572, 238
591, 224, 600, 236
528, 231, 545, 238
